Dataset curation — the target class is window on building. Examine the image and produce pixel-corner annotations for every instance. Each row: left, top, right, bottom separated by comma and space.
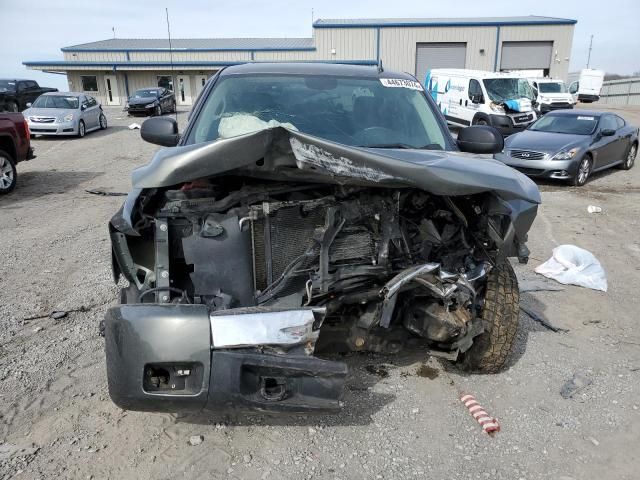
81, 75, 98, 92
157, 76, 174, 91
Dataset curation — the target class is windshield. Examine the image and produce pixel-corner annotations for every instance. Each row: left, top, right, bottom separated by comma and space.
529, 114, 597, 135
0, 80, 16, 92
31, 95, 79, 109
133, 89, 159, 98
483, 78, 534, 102
538, 82, 567, 94
186, 74, 447, 150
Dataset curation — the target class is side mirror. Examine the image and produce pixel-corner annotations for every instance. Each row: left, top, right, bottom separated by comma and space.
457, 125, 504, 154
470, 94, 483, 104
601, 128, 616, 137
141, 116, 180, 147
26, 102, 32, 108
81, 104, 87, 111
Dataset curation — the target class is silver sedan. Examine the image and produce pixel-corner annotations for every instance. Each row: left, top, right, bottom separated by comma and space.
23, 92, 107, 138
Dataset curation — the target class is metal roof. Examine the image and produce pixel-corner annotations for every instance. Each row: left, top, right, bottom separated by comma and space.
314, 16, 577, 27
62, 38, 315, 52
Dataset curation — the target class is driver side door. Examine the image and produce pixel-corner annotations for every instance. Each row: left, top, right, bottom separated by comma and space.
592, 115, 622, 168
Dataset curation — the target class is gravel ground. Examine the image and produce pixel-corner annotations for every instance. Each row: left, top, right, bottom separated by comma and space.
1, 105, 639, 480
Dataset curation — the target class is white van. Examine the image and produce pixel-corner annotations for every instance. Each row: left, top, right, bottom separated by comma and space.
529, 78, 575, 114
426, 69, 537, 135
567, 69, 605, 103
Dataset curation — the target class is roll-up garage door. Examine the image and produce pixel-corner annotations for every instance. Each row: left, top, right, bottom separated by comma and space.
415, 43, 466, 84
500, 41, 553, 70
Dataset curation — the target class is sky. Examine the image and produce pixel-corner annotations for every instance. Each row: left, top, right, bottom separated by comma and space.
1, 0, 638, 90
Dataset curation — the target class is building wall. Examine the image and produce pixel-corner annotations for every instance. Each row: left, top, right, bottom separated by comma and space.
499, 24, 575, 80
379, 26, 498, 74
56, 23, 575, 105
63, 51, 127, 62
67, 70, 218, 107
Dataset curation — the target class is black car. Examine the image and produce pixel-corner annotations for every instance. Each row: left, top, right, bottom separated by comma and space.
126, 87, 176, 116
495, 110, 638, 186
104, 63, 540, 414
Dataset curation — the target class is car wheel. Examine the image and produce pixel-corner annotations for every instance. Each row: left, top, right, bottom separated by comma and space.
99, 113, 108, 130
0, 150, 17, 194
155, 105, 162, 117
572, 155, 591, 186
77, 120, 86, 138
619, 143, 637, 170
457, 260, 519, 373
6, 101, 19, 112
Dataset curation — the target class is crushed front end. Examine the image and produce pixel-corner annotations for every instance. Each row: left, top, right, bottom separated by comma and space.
105, 128, 539, 413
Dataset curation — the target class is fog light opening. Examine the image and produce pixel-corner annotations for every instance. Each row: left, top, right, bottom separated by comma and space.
260, 376, 287, 401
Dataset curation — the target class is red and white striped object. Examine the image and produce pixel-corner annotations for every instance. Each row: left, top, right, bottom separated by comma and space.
460, 393, 500, 435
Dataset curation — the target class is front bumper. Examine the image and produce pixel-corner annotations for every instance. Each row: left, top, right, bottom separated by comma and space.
28, 120, 78, 136
578, 94, 599, 103
127, 104, 155, 115
488, 113, 535, 136
539, 102, 574, 114
494, 152, 578, 180
104, 304, 347, 413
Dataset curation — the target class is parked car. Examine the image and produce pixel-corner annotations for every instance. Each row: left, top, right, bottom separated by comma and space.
0, 79, 58, 113
0, 112, 35, 194
567, 69, 605, 103
425, 69, 537, 135
103, 62, 540, 414
529, 78, 574, 114
494, 110, 638, 186
126, 87, 176, 116
23, 92, 107, 138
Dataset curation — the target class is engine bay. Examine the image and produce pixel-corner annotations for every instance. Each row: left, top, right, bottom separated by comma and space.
112, 177, 512, 357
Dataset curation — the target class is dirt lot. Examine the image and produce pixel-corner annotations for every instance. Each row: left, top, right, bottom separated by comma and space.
1, 105, 639, 480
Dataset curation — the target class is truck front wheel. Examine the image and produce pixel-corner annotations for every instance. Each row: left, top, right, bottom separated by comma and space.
457, 260, 519, 373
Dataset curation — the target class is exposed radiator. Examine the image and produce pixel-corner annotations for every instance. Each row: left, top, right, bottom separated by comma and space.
250, 203, 375, 293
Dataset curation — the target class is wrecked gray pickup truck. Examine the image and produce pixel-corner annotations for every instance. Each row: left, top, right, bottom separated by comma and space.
104, 63, 540, 413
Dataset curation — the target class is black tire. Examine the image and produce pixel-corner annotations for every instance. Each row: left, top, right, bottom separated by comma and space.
0, 149, 17, 194
154, 105, 162, 117
77, 120, 86, 138
571, 155, 591, 186
7, 101, 19, 113
457, 260, 519, 373
473, 116, 489, 126
99, 113, 108, 130
619, 142, 637, 170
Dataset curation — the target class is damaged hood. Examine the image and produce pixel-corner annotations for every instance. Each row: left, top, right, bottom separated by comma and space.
132, 127, 541, 204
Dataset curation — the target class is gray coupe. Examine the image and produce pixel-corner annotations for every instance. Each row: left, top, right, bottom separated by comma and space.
23, 92, 107, 138
494, 110, 638, 186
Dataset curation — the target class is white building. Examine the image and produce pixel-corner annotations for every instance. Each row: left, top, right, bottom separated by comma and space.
24, 16, 576, 107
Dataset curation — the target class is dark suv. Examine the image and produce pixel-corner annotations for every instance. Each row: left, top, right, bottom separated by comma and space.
104, 63, 540, 414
